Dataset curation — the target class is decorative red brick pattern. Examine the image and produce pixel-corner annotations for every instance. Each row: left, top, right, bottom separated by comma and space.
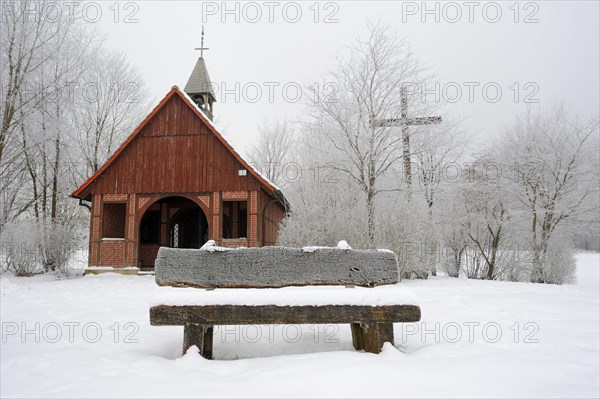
198, 195, 210, 209
127, 242, 135, 266
212, 215, 220, 239
127, 215, 135, 240
93, 195, 101, 216
250, 191, 257, 213
213, 192, 220, 214
139, 244, 160, 268
129, 194, 136, 215
99, 240, 126, 266
138, 196, 150, 210
102, 203, 126, 238
103, 194, 128, 202
223, 191, 248, 200
221, 239, 249, 248
250, 214, 257, 240
90, 242, 98, 266
92, 217, 100, 241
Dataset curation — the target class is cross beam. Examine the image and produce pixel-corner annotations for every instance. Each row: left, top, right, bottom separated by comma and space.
194, 25, 209, 57
372, 87, 442, 188
375, 116, 442, 128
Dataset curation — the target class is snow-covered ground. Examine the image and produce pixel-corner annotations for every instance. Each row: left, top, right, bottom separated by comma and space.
1, 253, 598, 398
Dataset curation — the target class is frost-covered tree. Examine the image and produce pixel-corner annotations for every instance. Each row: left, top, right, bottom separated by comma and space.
377, 194, 436, 278
276, 121, 367, 248
277, 22, 462, 280
411, 118, 468, 276
413, 118, 468, 215
460, 153, 514, 280
246, 119, 296, 187
436, 184, 470, 278
305, 22, 430, 245
70, 49, 147, 182
0, 0, 84, 229
0, 0, 77, 165
498, 106, 599, 284
0, 1, 148, 274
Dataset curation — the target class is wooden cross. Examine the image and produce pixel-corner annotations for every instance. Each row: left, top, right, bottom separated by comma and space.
195, 26, 209, 57
372, 87, 442, 187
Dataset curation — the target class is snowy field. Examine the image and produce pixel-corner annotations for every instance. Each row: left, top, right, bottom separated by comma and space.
1, 253, 598, 398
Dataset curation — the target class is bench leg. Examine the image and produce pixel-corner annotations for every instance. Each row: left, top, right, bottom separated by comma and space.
203, 326, 214, 359
183, 323, 213, 359
360, 323, 394, 354
350, 323, 364, 350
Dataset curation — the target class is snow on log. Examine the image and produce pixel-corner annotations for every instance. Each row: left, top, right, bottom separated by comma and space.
154, 246, 400, 288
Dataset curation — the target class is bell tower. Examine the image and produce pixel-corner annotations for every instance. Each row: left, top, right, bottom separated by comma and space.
184, 27, 216, 120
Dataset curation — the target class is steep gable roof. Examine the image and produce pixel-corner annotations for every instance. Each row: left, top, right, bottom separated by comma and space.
72, 86, 282, 202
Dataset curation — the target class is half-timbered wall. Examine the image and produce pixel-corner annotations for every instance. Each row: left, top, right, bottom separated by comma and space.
81, 90, 286, 269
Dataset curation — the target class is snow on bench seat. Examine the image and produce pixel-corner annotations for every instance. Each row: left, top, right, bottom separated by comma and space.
150, 284, 418, 307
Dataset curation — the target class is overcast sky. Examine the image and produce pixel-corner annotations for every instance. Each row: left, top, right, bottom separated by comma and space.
94, 1, 600, 152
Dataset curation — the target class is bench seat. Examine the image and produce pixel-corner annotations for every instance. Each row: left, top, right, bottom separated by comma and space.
150, 285, 420, 359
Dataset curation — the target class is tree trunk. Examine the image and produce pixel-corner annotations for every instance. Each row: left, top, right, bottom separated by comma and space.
366, 187, 375, 246
51, 128, 60, 221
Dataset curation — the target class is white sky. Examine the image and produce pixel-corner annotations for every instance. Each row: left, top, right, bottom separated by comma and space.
93, 1, 600, 152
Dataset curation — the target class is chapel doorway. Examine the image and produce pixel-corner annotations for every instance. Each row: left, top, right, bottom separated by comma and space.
138, 196, 208, 271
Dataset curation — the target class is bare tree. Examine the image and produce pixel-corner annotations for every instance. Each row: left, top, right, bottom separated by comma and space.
0, 0, 90, 228
499, 106, 599, 283
0, 0, 76, 164
69, 49, 147, 183
305, 22, 429, 245
461, 163, 511, 281
246, 119, 296, 187
12, 20, 97, 271
413, 118, 468, 215
437, 186, 469, 278
0, 1, 148, 274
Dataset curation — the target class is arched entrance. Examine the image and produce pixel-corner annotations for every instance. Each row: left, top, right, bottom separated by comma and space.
169, 206, 208, 248
138, 196, 208, 271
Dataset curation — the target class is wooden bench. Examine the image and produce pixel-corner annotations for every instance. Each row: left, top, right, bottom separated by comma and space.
149, 243, 421, 359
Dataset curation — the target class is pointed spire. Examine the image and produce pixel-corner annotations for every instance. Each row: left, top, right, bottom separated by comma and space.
185, 26, 216, 120
184, 57, 216, 101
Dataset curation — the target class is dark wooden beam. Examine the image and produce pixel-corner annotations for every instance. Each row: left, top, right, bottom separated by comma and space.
150, 304, 421, 325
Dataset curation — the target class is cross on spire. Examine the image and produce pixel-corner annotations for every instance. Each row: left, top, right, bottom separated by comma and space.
195, 25, 209, 57
372, 87, 442, 189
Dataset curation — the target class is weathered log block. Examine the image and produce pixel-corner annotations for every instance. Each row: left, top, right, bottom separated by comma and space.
155, 246, 400, 288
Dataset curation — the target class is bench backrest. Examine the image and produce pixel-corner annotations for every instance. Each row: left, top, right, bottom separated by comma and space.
155, 246, 400, 288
